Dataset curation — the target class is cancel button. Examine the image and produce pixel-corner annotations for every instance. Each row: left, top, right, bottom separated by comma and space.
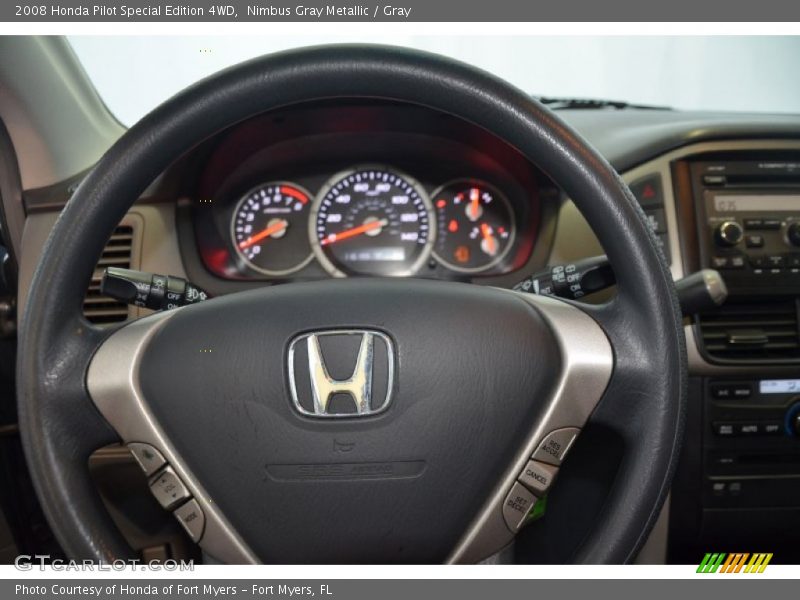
519, 460, 559, 496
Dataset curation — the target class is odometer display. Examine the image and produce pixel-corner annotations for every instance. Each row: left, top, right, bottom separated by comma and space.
311, 167, 434, 277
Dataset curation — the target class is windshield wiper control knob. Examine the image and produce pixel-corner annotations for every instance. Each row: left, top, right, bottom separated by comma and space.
100, 267, 209, 311
514, 255, 728, 316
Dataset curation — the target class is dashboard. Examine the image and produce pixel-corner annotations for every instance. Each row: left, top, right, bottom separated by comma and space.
186, 103, 555, 286
9, 72, 800, 565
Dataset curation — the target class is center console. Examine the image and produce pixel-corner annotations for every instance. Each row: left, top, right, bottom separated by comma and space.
668, 148, 800, 563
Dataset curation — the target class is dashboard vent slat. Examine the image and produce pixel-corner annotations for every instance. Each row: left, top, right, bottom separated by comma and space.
83, 225, 134, 325
698, 299, 800, 363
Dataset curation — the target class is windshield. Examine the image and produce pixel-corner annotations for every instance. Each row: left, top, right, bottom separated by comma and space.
69, 36, 800, 126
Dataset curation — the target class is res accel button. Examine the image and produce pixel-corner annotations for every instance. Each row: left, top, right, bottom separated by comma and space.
173, 498, 205, 542
503, 482, 538, 532
532, 427, 580, 466
519, 460, 559, 496
128, 442, 166, 476
149, 466, 191, 510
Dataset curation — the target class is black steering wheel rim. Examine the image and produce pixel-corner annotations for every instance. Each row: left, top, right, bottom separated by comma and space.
17, 44, 686, 563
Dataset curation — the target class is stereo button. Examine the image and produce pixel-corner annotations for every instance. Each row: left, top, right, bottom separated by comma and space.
174, 499, 205, 542
767, 255, 785, 267
128, 442, 166, 476
744, 219, 764, 230
149, 466, 191, 510
745, 235, 764, 248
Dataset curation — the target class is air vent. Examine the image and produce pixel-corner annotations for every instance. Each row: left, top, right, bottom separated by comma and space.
83, 225, 134, 324
698, 299, 800, 363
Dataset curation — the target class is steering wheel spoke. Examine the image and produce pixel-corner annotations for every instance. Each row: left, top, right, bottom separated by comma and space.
86, 311, 257, 564
448, 293, 613, 563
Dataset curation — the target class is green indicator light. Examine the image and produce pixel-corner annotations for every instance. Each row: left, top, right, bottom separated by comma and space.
525, 494, 548, 524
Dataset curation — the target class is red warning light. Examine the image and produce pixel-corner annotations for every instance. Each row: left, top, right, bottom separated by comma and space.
642, 184, 656, 199
436, 199, 447, 209
448, 219, 459, 233
454, 245, 470, 264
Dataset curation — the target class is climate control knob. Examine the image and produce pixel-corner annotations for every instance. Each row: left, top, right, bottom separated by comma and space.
787, 222, 800, 247
714, 221, 743, 247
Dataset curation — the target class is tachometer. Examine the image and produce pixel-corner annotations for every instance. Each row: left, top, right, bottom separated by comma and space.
231, 182, 314, 276
310, 167, 434, 277
432, 180, 515, 273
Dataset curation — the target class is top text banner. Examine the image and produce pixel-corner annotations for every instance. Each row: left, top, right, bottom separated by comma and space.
4, 0, 800, 22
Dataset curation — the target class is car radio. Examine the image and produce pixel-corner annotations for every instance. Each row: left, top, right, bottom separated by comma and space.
692, 158, 800, 295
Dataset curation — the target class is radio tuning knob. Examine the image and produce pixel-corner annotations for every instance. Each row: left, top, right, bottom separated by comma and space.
787, 222, 800, 247
714, 221, 743, 247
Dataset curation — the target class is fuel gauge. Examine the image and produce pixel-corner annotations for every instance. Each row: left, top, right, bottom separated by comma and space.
432, 180, 515, 273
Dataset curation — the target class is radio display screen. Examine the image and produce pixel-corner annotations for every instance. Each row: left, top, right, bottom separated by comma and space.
760, 379, 800, 394
714, 194, 800, 212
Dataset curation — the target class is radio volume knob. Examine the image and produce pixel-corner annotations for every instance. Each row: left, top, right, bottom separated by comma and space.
787, 222, 800, 247
715, 221, 743, 247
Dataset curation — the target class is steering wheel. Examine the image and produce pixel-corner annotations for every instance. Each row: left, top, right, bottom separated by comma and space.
17, 45, 685, 564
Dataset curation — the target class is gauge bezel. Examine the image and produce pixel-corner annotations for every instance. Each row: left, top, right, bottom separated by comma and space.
431, 178, 517, 274
230, 181, 316, 277
309, 165, 436, 278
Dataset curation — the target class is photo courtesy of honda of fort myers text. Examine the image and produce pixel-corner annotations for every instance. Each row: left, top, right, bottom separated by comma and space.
1, 0, 800, 596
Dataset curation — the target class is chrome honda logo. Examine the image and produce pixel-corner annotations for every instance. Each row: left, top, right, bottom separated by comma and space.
287, 330, 394, 417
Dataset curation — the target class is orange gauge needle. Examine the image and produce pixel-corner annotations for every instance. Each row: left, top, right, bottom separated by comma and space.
480, 223, 498, 256
238, 219, 288, 250
321, 218, 388, 246
466, 187, 482, 222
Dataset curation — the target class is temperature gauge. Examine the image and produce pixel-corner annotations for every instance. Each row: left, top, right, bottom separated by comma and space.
432, 180, 515, 273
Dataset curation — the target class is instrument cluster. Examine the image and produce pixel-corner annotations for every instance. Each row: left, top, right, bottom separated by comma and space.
226, 166, 518, 279
188, 102, 549, 283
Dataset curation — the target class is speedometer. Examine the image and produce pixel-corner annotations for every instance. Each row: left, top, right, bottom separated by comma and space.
310, 166, 435, 277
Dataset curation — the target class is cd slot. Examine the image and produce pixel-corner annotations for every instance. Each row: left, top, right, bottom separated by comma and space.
720, 174, 800, 188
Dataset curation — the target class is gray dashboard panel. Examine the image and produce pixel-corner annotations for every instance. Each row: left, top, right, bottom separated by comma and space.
559, 109, 800, 172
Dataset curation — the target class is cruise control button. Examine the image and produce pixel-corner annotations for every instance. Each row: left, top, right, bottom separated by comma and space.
149, 466, 191, 510
128, 442, 166, 476
532, 427, 580, 466
503, 482, 537, 532
519, 460, 559, 496
174, 498, 205, 542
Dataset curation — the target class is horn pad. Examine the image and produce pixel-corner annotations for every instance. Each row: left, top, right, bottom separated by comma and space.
138, 278, 561, 563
